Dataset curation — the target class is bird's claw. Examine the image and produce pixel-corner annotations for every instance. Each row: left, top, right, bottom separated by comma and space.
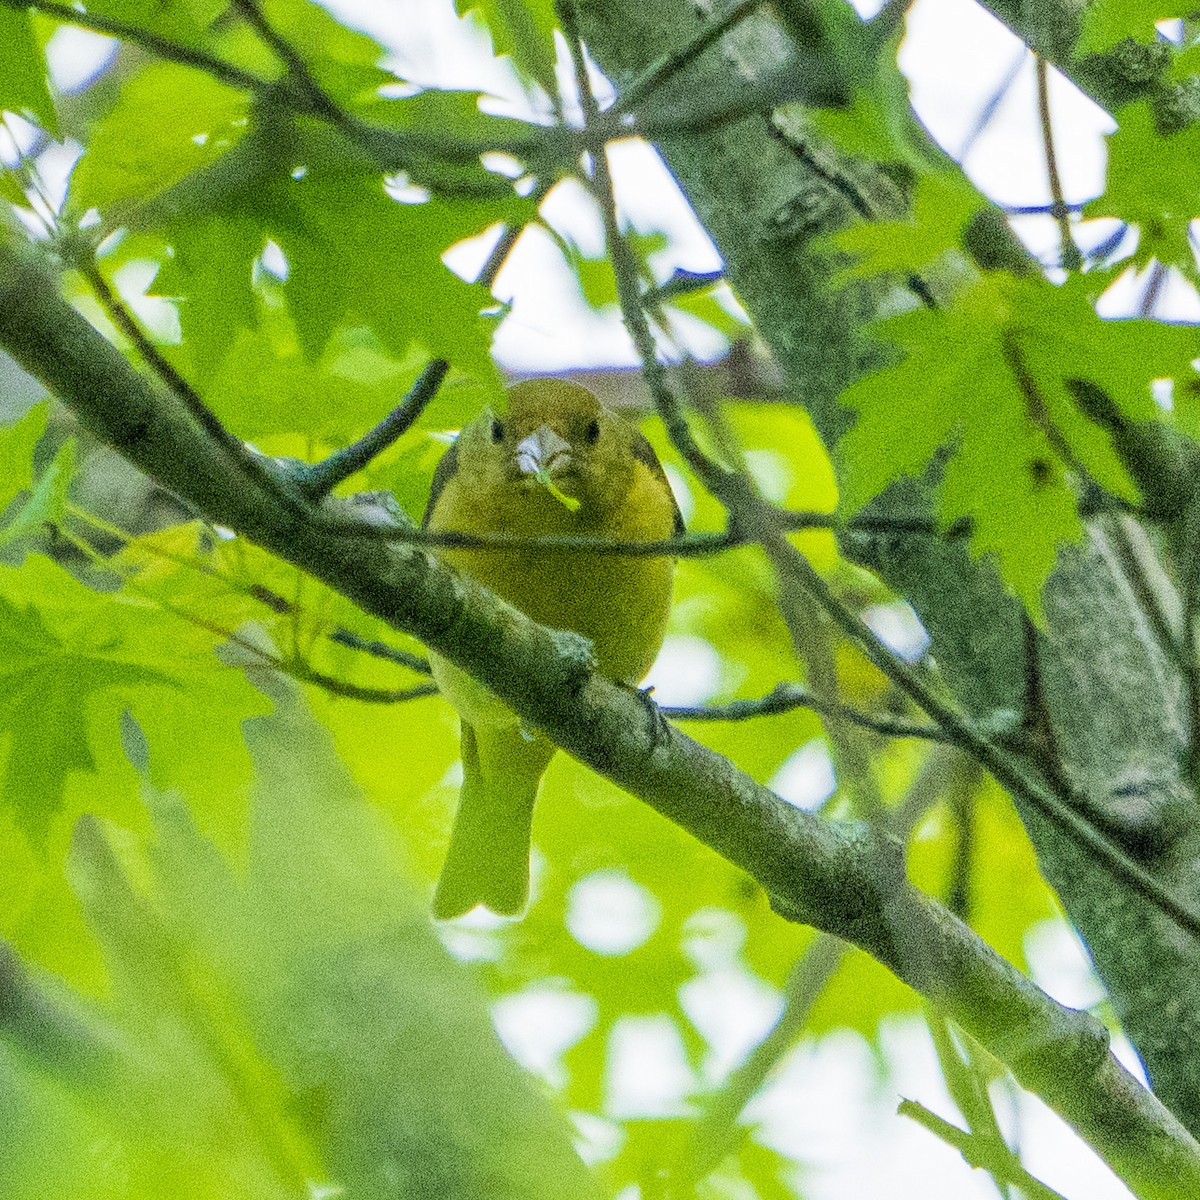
621, 681, 671, 751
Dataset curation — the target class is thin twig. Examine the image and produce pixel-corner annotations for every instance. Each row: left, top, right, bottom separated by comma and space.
899, 1101, 1068, 1200
561, 2, 732, 495
959, 47, 1026, 161
0, 0, 566, 180
324, 507, 954, 553
664, 683, 952, 740
570, 4, 895, 821
1034, 55, 1081, 272
1139, 260, 1168, 319
671, 935, 846, 1190
946, 774, 976, 920
1103, 514, 1189, 680
1003, 202, 1087, 215
77, 257, 306, 517
64, 519, 436, 705
325, 627, 431, 675
1002, 332, 1098, 494
245, 584, 432, 674
642, 270, 726, 304
4, 0, 831, 199
621, 58, 839, 136
66, 503, 434, 677
0, 0, 268, 92
925, 1008, 1020, 1200
286, 664, 439, 704
350, 524, 740, 555
609, 0, 769, 117
297, 360, 449, 499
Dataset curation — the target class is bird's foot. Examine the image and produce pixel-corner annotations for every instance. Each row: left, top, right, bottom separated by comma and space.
620, 681, 672, 752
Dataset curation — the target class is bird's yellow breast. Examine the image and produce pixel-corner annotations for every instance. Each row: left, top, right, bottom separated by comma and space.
429, 457, 676, 685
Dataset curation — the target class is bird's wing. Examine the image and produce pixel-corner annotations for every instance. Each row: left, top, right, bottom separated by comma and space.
631, 431, 685, 536
422, 435, 461, 528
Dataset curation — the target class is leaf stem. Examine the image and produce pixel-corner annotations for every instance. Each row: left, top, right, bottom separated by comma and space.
1034, 55, 1082, 273
899, 1099, 1068, 1200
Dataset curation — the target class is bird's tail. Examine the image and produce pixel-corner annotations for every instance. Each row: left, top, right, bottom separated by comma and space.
432, 724, 552, 919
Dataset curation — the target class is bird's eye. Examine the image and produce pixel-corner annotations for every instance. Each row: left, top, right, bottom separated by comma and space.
584, 418, 601, 445
490, 418, 504, 443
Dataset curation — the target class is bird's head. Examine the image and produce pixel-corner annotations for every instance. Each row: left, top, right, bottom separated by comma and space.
456, 379, 639, 521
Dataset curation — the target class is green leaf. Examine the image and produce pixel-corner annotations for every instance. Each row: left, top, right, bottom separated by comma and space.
0, 436, 75, 547
259, 0, 392, 103
84, 0, 223, 44
154, 215, 261, 382
203, 319, 418, 446
662, 282, 749, 341
0, 566, 173, 843
0, 553, 265, 849
69, 63, 250, 215
458, 0, 559, 93
806, 18, 913, 162
0, 402, 47, 514
1085, 103, 1200, 275
831, 171, 984, 281
368, 86, 540, 148
1077, 0, 1174, 55
348, 86, 549, 196
574, 249, 619, 311
273, 171, 508, 380
836, 275, 1190, 617
0, 166, 29, 208
0, 7, 56, 135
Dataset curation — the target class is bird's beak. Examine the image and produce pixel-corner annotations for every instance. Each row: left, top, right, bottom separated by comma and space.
515, 424, 573, 479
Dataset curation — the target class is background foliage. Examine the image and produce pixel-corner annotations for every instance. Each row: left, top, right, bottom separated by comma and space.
3, 0, 1200, 1197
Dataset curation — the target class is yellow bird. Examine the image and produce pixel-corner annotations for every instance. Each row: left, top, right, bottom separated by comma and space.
424, 378, 682, 919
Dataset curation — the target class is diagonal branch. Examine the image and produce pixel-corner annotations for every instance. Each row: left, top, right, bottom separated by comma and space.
899, 1099, 1069, 1200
